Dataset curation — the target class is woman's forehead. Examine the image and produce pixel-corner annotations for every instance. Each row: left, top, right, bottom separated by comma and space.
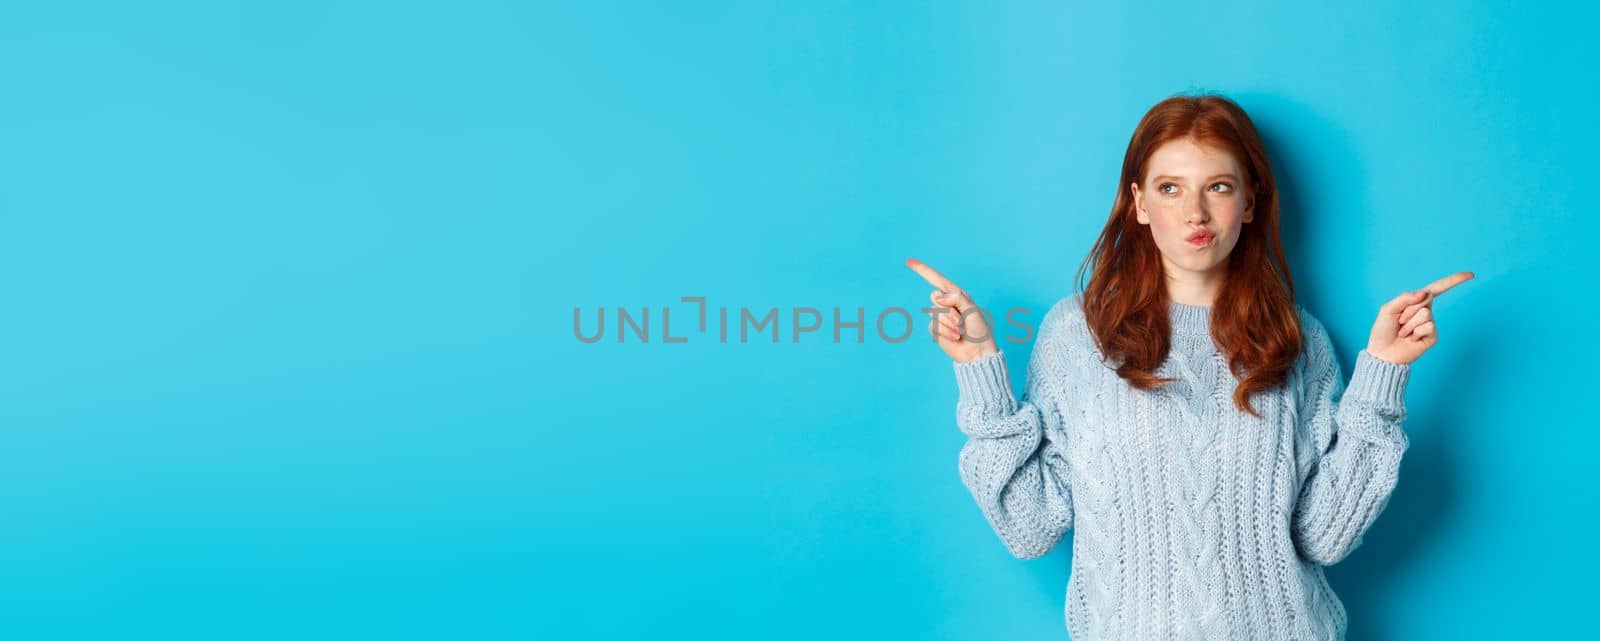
1145, 138, 1242, 177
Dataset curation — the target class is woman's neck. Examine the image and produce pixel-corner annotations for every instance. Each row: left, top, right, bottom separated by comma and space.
1161, 253, 1228, 307
1164, 249, 1222, 305
1165, 274, 1224, 307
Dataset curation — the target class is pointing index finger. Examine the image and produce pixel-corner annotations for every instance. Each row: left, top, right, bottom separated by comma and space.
905, 257, 958, 293
1420, 271, 1476, 298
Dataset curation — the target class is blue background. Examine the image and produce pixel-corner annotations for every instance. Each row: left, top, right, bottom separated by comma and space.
2, 2, 1592, 639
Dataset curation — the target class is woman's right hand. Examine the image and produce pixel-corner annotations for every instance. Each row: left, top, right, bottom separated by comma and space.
906, 257, 1000, 364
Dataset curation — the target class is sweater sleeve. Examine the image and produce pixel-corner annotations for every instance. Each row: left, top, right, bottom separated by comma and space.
1289, 317, 1411, 566
951, 303, 1075, 560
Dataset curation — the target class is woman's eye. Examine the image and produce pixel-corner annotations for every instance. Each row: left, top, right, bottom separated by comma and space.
1210, 182, 1233, 193
1159, 183, 1178, 194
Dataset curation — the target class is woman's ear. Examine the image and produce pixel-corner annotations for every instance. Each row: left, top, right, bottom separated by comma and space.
1243, 190, 1255, 223
1131, 182, 1148, 224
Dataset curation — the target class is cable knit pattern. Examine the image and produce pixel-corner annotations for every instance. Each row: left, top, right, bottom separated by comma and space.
952, 293, 1410, 640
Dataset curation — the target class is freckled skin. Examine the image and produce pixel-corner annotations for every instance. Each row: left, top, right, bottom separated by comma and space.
1130, 138, 1255, 298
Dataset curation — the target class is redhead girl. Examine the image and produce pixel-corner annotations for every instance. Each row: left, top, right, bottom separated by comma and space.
906, 93, 1471, 641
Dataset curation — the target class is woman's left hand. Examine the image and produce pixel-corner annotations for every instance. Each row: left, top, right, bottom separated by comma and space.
1366, 271, 1475, 365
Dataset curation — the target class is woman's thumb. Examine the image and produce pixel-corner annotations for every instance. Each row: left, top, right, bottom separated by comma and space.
938, 289, 971, 313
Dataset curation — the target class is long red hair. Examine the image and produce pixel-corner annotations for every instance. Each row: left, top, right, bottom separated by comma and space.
1073, 93, 1302, 418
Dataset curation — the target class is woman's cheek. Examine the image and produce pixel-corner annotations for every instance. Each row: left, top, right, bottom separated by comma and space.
1214, 196, 1247, 221
1149, 204, 1179, 233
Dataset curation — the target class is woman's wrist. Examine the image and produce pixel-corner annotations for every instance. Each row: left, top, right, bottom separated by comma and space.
954, 342, 1000, 364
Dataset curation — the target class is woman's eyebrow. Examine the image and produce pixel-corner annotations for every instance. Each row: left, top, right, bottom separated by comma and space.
1151, 173, 1240, 182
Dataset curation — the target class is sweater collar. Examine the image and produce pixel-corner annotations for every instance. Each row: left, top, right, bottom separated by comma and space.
1168, 300, 1212, 335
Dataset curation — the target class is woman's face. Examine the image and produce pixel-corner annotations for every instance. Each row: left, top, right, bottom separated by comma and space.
1130, 137, 1254, 281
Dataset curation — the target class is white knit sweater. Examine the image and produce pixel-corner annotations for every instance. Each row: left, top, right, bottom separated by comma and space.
952, 292, 1410, 640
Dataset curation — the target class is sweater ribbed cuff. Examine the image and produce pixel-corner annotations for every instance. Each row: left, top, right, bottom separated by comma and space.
1341, 350, 1411, 447
952, 350, 1017, 416
1346, 349, 1410, 409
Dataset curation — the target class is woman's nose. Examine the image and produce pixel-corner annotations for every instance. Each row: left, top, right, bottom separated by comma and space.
1185, 200, 1210, 223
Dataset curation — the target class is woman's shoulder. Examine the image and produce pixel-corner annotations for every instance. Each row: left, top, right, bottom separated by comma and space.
1291, 303, 1337, 373
1035, 292, 1093, 350
1294, 303, 1324, 334
1040, 291, 1086, 328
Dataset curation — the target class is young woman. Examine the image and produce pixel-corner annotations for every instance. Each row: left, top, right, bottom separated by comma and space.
905, 93, 1472, 641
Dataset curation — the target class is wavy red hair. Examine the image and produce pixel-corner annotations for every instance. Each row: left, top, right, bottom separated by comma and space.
1073, 93, 1302, 418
